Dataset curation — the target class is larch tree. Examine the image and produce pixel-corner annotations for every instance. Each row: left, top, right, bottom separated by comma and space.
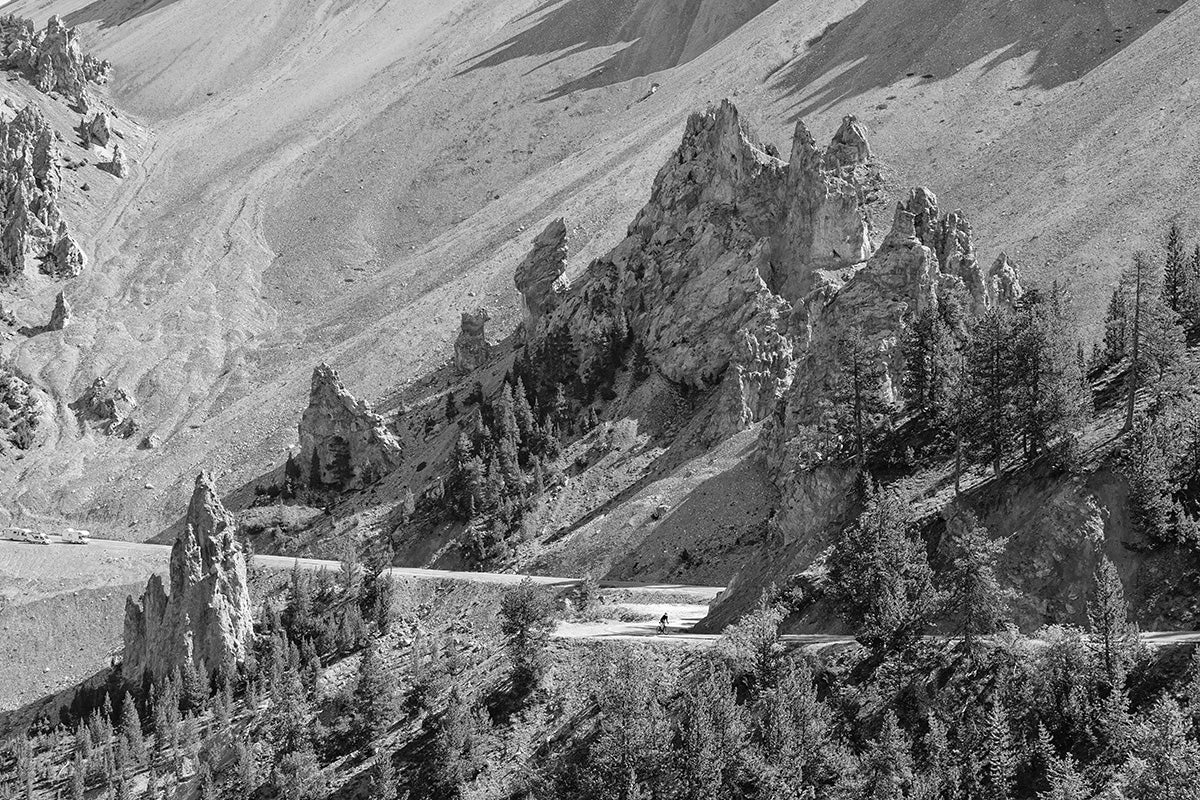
965, 307, 1017, 474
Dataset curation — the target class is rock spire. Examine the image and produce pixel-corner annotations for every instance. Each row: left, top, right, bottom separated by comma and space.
298, 363, 402, 490
123, 473, 254, 684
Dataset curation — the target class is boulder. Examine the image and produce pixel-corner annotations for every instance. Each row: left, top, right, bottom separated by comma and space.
123, 472, 254, 684
514, 219, 568, 325
453, 308, 490, 373
298, 363, 402, 491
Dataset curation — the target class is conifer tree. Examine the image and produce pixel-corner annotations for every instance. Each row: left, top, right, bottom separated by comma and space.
859, 711, 913, 800
373, 752, 396, 800
943, 510, 1010, 654
986, 703, 1015, 800
677, 666, 742, 800
498, 578, 555, 695
1164, 222, 1187, 313
1040, 755, 1089, 800
830, 324, 889, 465
1103, 284, 1130, 365
904, 304, 958, 425
119, 692, 145, 765
72, 751, 86, 800
1088, 557, 1137, 689
353, 639, 396, 748
965, 306, 1017, 473
827, 485, 936, 652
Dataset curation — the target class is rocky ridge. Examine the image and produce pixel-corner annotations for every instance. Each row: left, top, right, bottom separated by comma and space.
298, 363, 403, 491
509, 99, 1021, 537
122, 472, 254, 685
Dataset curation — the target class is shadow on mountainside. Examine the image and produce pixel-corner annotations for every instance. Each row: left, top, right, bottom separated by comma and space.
64, 0, 184, 31
455, 0, 782, 101
769, 0, 1188, 119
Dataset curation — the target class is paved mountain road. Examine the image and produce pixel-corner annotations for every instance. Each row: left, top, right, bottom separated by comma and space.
6, 538, 1200, 647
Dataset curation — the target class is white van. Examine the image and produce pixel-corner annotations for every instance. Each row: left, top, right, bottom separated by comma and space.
3, 527, 51, 544
61, 528, 91, 545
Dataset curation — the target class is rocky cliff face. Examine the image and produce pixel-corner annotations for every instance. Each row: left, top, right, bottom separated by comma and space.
0, 105, 86, 283
0, 15, 111, 105
123, 473, 254, 684
298, 363, 403, 490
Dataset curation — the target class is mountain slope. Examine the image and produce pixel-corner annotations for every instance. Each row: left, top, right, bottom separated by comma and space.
0, 0, 1197, 549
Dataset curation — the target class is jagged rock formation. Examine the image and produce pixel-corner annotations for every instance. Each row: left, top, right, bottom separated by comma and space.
123, 472, 254, 684
71, 376, 137, 437
46, 289, 69, 330
84, 111, 111, 147
298, 363, 403, 490
0, 15, 111, 104
512, 98, 1020, 483
102, 142, 128, 178
454, 308, 490, 373
515, 219, 568, 325
0, 105, 87, 283
772, 114, 875, 299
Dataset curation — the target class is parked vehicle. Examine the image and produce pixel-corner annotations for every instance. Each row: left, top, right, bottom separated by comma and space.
3, 527, 50, 544
61, 528, 91, 544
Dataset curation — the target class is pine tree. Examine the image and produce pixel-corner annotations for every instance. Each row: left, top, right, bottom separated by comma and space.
827, 484, 937, 652
1102, 283, 1129, 365
1040, 755, 1089, 800
830, 324, 890, 465
1011, 285, 1088, 464
498, 578, 555, 695
353, 640, 396, 748
859, 711, 913, 800
72, 751, 86, 800
965, 306, 1017, 473
444, 392, 458, 422
1088, 556, 1137, 689
904, 304, 958, 426
986, 703, 1014, 800
943, 509, 1009, 654
1120, 252, 1184, 430
1164, 222, 1187, 312
119, 692, 145, 765
677, 666, 742, 800
1187, 243, 1200, 332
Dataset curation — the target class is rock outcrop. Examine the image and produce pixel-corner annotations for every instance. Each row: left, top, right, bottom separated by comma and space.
453, 308, 490, 373
102, 142, 128, 178
123, 473, 254, 684
71, 376, 137, 437
84, 111, 110, 147
46, 289, 69, 330
0, 106, 86, 283
509, 98, 1020, 481
514, 219, 568, 325
298, 363, 402, 490
0, 15, 111, 104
